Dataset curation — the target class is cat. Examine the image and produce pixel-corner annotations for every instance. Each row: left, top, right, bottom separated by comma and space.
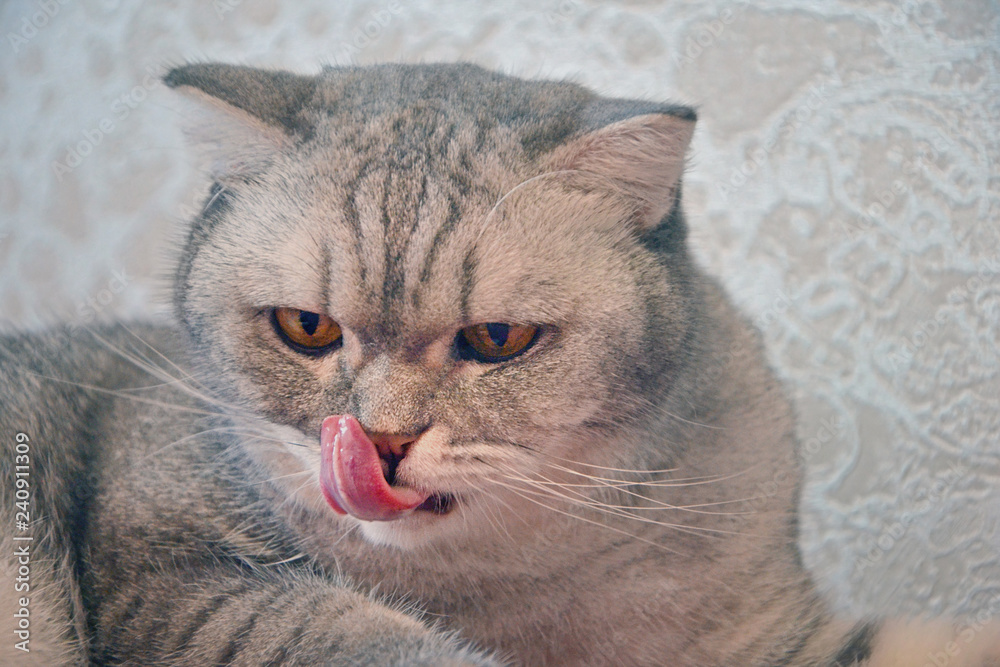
2, 62, 998, 666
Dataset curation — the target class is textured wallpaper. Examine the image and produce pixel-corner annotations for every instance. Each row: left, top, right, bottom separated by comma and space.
1, 0, 998, 618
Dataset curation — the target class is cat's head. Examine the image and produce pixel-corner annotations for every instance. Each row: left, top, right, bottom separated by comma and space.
166, 62, 697, 549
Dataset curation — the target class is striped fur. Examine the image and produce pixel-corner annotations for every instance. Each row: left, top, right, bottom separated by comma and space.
1, 63, 997, 665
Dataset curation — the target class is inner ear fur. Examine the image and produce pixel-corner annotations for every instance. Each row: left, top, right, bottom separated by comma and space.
545, 110, 695, 230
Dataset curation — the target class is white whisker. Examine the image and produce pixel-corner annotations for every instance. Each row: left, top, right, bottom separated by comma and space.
498, 471, 753, 516
84, 327, 251, 418
536, 454, 681, 475
24, 371, 223, 417
244, 470, 313, 487
494, 471, 742, 537
483, 477, 683, 555
539, 459, 754, 488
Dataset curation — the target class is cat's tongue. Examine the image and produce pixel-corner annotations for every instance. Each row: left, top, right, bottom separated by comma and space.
319, 415, 429, 522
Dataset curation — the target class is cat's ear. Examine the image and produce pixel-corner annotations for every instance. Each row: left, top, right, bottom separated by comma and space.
545, 107, 695, 230
164, 63, 317, 181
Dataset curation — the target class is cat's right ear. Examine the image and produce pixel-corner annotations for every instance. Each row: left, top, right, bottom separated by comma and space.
543, 105, 696, 231
164, 63, 317, 182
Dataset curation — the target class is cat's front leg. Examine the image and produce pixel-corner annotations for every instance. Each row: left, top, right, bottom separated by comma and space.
89, 563, 499, 666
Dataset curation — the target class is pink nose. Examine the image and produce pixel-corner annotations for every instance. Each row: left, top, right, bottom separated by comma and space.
366, 431, 419, 461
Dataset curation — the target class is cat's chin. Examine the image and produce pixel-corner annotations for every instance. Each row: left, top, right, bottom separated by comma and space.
355, 498, 463, 550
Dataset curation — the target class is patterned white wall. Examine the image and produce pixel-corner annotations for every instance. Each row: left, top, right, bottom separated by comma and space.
1, 0, 998, 618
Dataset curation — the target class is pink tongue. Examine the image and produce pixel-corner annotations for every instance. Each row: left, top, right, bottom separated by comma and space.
319, 415, 429, 521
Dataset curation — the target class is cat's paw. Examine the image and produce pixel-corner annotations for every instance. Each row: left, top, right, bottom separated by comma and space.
311, 599, 504, 667
391, 643, 504, 667
349, 631, 504, 667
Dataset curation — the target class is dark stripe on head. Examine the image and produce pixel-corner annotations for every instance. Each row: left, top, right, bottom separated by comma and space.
459, 250, 476, 324
410, 173, 429, 237
319, 242, 332, 311
341, 157, 376, 285
417, 192, 463, 287
405, 175, 431, 313
380, 170, 399, 318
452, 150, 476, 197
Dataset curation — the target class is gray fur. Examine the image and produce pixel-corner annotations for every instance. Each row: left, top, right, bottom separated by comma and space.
2, 63, 997, 665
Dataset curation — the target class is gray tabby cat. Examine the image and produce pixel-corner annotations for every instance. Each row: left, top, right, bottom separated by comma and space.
1, 63, 998, 666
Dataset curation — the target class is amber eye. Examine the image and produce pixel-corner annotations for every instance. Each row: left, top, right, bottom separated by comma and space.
272, 307, 342, 354
457, 322, 539, 363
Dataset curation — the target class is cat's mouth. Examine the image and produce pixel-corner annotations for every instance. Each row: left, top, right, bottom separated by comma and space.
373, 440, 455, 515
319, 415, 455, 521
415, 493, 455, 514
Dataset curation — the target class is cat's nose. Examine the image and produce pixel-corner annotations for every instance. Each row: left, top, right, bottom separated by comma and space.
366, 431, 419, 459
364, 429, 424, 486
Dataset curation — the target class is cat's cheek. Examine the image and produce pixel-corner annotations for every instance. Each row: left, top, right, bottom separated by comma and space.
241, 421, 315, 466
232, 420, 334, 511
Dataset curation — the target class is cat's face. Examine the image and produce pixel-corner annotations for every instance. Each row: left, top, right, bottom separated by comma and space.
170, 63, 695, 548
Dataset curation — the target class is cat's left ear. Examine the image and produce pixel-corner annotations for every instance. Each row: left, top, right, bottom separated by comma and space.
545, 107, 695, 230
164, 63, 317, 182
